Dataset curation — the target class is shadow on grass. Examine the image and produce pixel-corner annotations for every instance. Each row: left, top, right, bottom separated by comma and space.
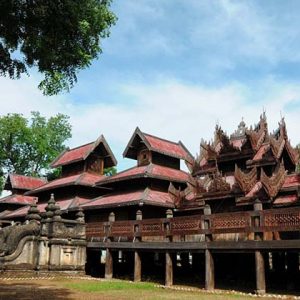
0, 282, 72, 300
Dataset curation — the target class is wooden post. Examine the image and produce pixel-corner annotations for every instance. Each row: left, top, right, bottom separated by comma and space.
204, 205, 214, 290
165, 209, 173, 287
134, 210, 142, 282
205, 249, 214, 290
105, 249, 113, 279
105, 212, 115, 279
165, 252, 173, 287
254, 200, 266, 295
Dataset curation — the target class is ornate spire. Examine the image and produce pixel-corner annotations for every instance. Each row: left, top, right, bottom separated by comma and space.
231, 118, 247, 139
76, 207, 85, 223
26, 203, 41, 222
45, 193, 57, 220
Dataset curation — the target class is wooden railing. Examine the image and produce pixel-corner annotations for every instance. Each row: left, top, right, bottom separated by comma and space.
86, 206, 300, 240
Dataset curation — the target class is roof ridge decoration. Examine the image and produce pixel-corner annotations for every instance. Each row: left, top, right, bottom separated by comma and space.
50, 134, 117, 168
269, 118, 299, 165
246, 112, 268, 151
234, 165, 257, 193
260, 161, 287, 199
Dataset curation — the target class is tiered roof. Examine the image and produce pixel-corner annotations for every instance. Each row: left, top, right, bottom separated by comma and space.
172, 114, 300, 210
26, 172, 105, 195
96, 163, 189, 186
1, 196, 90, 219
81, 188, 174, 210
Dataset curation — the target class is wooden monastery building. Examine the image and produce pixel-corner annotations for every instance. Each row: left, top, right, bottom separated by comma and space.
0, 114, 300, 295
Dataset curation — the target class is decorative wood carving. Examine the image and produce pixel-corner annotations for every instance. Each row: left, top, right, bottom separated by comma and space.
260, 162, 287, 198
246, 112, 268, 151
264, 210, 300, 227
207, 171, 230, 193
211, 214, 250, 230
234, 165, 257, 193
168, 183, 184, 207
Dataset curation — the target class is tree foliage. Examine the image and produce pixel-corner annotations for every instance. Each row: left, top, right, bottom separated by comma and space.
104, 166, 117, 176
0, 112, 72, 191
0, 0, 116, 95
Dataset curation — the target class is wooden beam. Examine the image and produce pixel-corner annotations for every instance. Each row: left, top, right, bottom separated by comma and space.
88, 240, 300, 251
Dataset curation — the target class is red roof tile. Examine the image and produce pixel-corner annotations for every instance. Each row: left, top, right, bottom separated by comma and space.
51, 143, 94, 167
5, 174, 47, 191
51, 135, 117, 168
252, 144, 270, 161
123, 127, 193, 162
144, 133, 191, 160
81, 188, 174, 209
282, 174, 300, 188
273, 194, 298, 205
96, 164, 189, 185
0, 194, 37, 205
1, 196, 90, 219
26, 172, 105, 195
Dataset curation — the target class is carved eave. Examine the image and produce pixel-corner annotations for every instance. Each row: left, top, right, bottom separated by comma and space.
207, 172, 231, 193
261, 162, 287, 199
246, 145, 277, 168
234, 165, 257, 193
285, 139, 299, 166
168, 183, 184, 207
246, 112, 268, 151
269, 135, 285, 160
235, 182, 270, 206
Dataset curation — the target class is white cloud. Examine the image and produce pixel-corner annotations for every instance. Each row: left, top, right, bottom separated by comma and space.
1, 75, 300, 171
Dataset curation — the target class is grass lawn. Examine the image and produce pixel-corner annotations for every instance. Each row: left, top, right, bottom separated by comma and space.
61, 279, 283, 300
0, 277, 293, 300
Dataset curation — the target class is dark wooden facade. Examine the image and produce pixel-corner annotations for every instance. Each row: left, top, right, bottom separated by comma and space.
1, 116, 300, 295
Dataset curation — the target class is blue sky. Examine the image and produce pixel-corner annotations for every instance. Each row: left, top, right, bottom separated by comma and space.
1, 0, 300, 171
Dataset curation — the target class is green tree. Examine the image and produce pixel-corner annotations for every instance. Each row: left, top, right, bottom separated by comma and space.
0, 112, 72, 191
104, 166, 117, 176
0, 0, 116, 96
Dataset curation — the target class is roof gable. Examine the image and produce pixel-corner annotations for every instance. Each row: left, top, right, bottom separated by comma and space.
50, 135, 117, 168
123, 127, 193, 162
4, 174, 47, 191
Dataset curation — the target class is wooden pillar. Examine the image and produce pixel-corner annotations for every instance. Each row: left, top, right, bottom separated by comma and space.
165, 209, 173, 286
255, 251, 266, 295
134, 210, 142, 282
105, 212, 115, 279
165, 252, 173, 286
204, 204, 214, 290
205, 249, 214, 290
253, 200, 266, 295
105, 249, 113, 279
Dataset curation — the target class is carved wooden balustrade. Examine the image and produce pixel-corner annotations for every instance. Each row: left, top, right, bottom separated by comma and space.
86, 207, 300, 241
